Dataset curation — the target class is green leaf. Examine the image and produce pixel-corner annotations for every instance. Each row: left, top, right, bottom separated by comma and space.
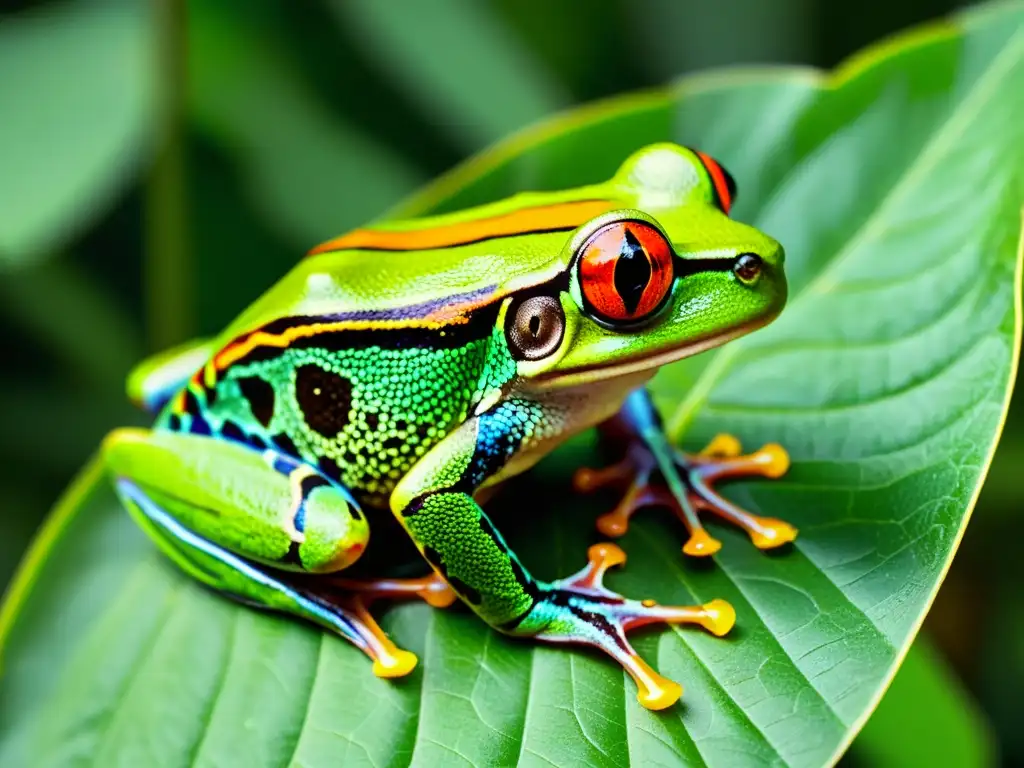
330, 0, 567, 150
187, 1, 423, 248
0, 1, 156, 266
853, 636, 993, 767
2, 4, 1022, 766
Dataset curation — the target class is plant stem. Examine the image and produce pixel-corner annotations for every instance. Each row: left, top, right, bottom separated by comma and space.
144, 0, 190, 352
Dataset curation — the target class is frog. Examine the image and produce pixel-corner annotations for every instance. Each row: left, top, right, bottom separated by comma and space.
103, 143, 795, 711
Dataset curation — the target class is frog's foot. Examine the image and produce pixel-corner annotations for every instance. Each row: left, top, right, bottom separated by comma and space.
114, 475, 433, 680
322, 592, 420, 679
313, 573, 458, 678
513, 543, 735, 710
574, 434, 795, 557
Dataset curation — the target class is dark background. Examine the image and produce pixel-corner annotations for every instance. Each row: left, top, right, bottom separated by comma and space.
1, 0, 1020, 764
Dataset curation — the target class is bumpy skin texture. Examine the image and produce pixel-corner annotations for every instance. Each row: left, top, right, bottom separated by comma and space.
396, 397, 552, 627
166, 329, 507, 503
104, 143, 792, 709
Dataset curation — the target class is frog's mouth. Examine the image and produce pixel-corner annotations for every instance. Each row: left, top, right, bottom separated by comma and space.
531, 315, 773, 390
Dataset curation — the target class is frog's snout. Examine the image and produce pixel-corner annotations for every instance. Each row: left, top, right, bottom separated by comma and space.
756, 240, 785, 269
771, 242, 786, 267
763, 243, 788, 309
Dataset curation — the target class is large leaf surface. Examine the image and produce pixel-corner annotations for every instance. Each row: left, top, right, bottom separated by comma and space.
1, 4, 1022, 766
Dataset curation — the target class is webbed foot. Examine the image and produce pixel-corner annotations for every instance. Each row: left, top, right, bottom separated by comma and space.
511, 543, 734, 710
575, 432, 794, 556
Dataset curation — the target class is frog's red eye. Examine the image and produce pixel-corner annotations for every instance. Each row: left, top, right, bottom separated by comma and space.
577, 220, 675, 326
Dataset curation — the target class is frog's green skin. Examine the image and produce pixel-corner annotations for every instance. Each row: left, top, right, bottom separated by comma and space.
104, 144, 788, 710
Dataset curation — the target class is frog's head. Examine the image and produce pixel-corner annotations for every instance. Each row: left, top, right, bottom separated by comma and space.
503, 143, 786, 389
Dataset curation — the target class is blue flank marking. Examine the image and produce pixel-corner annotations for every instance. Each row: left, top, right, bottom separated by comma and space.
116, 479, 366, 650
620, 388, 662, 432
272, 457, 296, 475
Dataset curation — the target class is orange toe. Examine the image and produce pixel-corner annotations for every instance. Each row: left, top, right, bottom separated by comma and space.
701, 433, 742, 458
372, 649, 418, 678
756, 443, 790, 478
698, 599, 736, 637
750, 519, 798, 549
589, 542, 627, 568
682, 529, 723, 557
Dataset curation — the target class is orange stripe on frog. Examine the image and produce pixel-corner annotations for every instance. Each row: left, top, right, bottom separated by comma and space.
307, 199, 615, 255
210, 316, 467, 375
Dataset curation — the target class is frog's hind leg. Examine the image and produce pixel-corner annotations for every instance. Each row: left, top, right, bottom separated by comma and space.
115, 478, 419, 676
574, 389, 795, 557
323, 573, 457, 610
105, 428, 432, 677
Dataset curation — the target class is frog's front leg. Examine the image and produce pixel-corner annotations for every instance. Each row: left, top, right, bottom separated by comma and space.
103, 428, 454, 677
391, 398, 734, 710
575, 389, 795, 556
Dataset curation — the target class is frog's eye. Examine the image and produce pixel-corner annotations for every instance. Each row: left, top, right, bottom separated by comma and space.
576, 220, 675, 326
692, 150, 736, 215
506, 294, 566, 361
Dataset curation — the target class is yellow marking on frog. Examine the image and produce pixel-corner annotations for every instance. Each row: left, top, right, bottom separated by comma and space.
280, 459, 319, 543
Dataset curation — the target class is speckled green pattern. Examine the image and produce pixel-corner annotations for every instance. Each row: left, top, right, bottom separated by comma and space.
397, 398, 547, 626
196, 340, 501, 501
477, 322, 518, 400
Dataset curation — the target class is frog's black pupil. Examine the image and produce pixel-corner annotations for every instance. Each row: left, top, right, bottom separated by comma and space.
529, 315, 540, 336
734, 253, 762, 282
613, 229, 651, 315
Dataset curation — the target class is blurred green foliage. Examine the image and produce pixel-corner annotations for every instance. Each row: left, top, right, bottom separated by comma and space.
1, 0, 1021, 765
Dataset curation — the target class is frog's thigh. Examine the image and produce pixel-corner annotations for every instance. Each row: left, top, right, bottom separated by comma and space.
103, 428, 425, 676
103, 427, 368, 574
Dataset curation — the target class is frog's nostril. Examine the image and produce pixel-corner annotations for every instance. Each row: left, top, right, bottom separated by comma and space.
733, 253, 762, 283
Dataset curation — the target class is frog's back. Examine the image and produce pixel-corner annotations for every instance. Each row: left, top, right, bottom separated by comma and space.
159, 186, 621, 503
162, 198, 587, 500
219, 189, 618, 345
201, 325, 504, 505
